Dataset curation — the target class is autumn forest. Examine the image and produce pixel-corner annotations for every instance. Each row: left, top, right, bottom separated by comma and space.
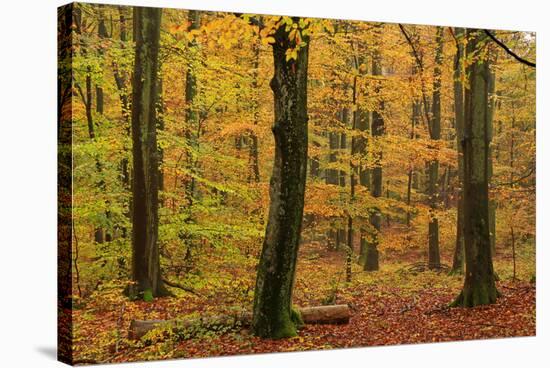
58, 2, 536, 365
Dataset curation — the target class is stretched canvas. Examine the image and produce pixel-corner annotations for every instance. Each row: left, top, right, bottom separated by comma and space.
58, 1, 536, 365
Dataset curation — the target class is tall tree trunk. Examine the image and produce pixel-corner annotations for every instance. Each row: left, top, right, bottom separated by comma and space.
326, 116, 340, 250
158, 78, 165, 197
357, 107, 370, 266
355, 55, 370, 266
346, 75, 359, 282
487, 67, 497, 256
451, 29, 498, 307
130, 6, 167, 299
58, 5, 76, 363
248, 32, 261, 183
427, 27, 443, 269
252, 23, 309, 339
451, 27, 465, 274
364, 29, 383, 272
96, 4, 112, 242
407, 75, 420, 229
337, 109, 348, 250
96, 4, 107, 115
184, 10, 201, 202
110, 6, 132, 242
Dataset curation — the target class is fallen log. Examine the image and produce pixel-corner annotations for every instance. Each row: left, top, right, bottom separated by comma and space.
128, 304, 350, 340
299, 304, 350, 324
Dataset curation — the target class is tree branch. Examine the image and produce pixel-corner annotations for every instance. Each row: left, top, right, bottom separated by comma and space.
398, 24, 433, 138
484, 30, 536, 68
162, 278, 202, 297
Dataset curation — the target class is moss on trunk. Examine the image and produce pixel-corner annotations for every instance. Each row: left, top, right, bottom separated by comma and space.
251, 21, 310, 339
451, 30, 498, 307
130, 6, 168, 299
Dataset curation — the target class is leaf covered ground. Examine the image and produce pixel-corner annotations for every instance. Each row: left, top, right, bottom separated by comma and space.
70, 241, 535, 364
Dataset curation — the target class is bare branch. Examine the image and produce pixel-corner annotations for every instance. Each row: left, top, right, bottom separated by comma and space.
484, 30, 536, 68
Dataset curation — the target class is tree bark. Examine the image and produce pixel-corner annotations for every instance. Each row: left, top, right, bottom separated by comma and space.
451, 30, 498, 307
184, 10, 201, 202
252, 22, 309, 339
364, 30, 383, 272
487, 67, 497, 256
130, 6, 167, 299
248, 32, 261, 183
428, 27, 443, 269
57, 4, 76, 364
451, 27, 465, 275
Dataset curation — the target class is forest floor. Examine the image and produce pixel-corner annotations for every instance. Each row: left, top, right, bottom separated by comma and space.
71, 241, 536, 364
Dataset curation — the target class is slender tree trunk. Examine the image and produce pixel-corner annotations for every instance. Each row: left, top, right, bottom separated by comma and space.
248, 31, 261, 183
184, 10, 201, 202
346, 75, 359, 282
337, 109, 348, 250
252, 23, 309, 339
130, 6, 167, 299
451, 27, 465, 274
112, 6, 131, 240
96, 4, 107, 115
487, 67, 497, 256
428, 27, 443, 269
511, 226, 516, 280
364, 30, 383, 272
326, 118, 340, 250
158, 78, 165, 197
357, 107, 370, 266
451, 30, 498, 307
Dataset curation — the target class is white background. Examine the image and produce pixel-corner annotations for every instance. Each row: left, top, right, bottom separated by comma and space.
0, 0, 546, 367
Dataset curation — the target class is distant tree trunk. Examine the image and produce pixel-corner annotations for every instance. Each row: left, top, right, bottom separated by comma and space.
337, 109, 348, 250
184, 10, 201, 202
130, 6, 167, 299
407, 81, 420, 229
346, 74, 359, 282
310, 141, 321, 178
95, 4, 112, 242
364, 32, 383, 272
158, 78, 165, 197
109, 6, 132, 244
451, 30, 498, 307
427, 27, 443, 269
487, 67, 497, 256
248, 31, 261, 183
96, 4, 107, 115
357, 107, 370, 266
326, 115, 340, 250
451, 27, 465, 275
252, 23, 309, 339
510, 226, 516, 280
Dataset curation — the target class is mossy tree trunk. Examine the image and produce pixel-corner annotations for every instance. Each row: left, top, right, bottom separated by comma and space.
451, 27, 465, 274
427, 27, 443, 269
451, 29, 498, 307
252, 22, 309, 339
130, 6, 168, 299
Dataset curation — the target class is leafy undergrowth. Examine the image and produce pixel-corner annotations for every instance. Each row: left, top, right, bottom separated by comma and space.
71, 241, 535, 364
